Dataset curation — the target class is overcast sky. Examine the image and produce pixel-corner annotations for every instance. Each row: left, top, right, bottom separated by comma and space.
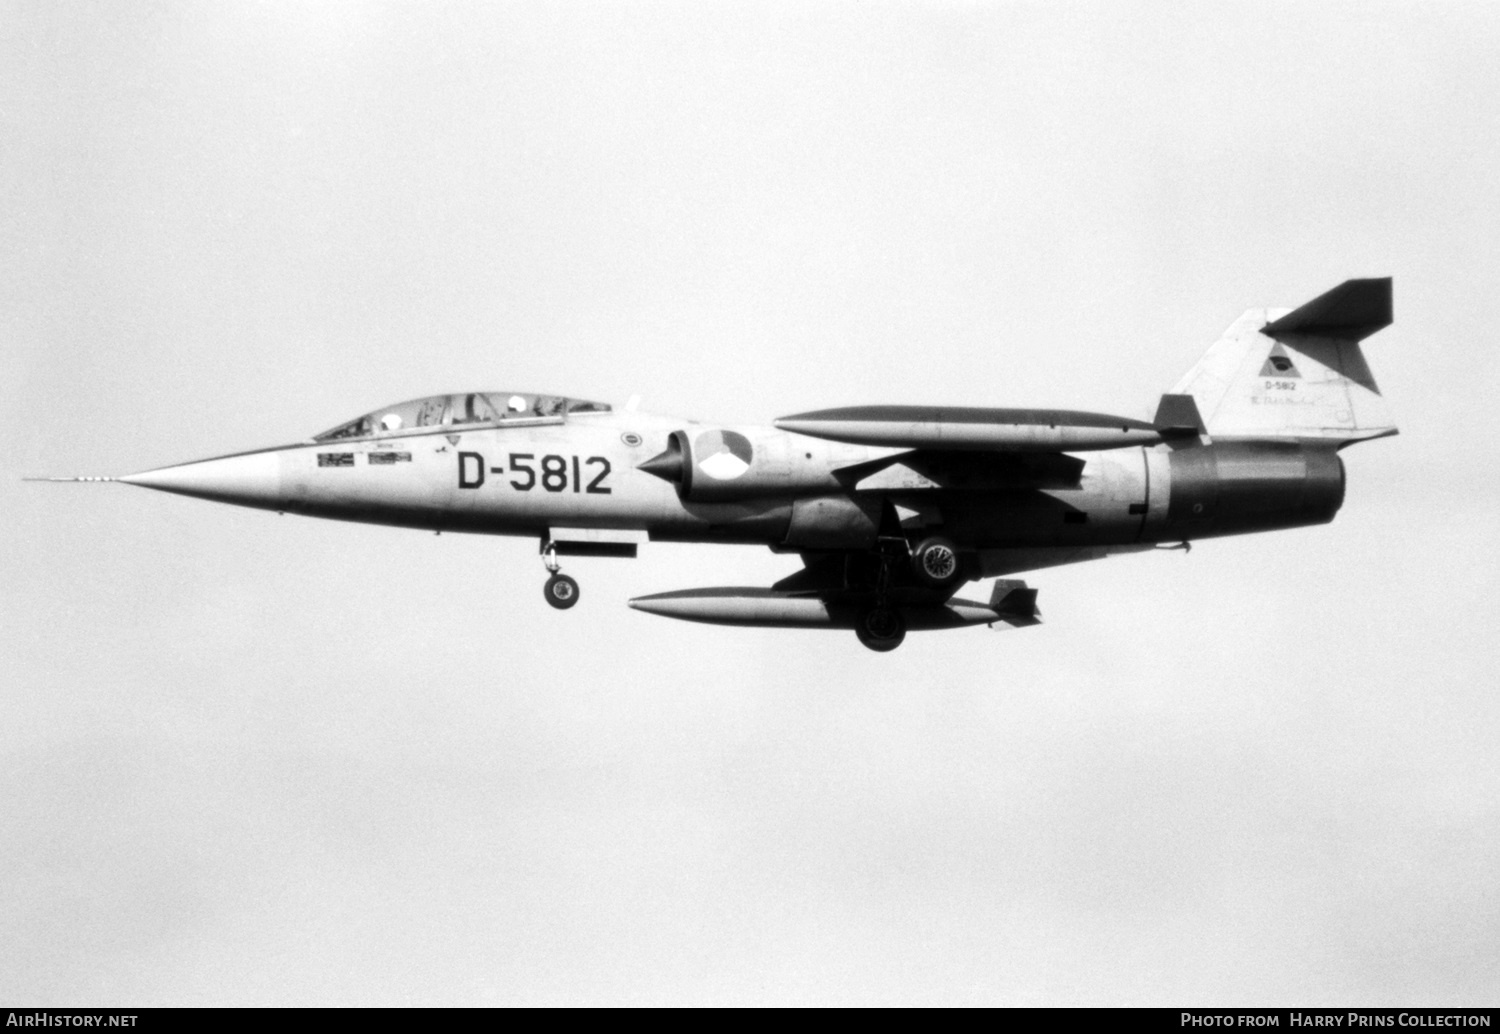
4, 0, 1498, 1006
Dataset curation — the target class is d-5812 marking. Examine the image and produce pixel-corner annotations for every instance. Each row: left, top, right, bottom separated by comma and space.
458, 451, 611, 493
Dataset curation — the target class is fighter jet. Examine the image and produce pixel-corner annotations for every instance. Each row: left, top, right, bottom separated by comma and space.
31, 278, 1397, 651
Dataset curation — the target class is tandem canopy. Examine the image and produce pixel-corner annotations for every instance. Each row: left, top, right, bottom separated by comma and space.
313, 392, 612, 442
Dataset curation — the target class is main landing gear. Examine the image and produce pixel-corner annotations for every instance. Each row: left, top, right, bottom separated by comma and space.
849, 535, 964, 651
855, 606, 906, 652
852, 536, 912, 652
541, 541, 579, 610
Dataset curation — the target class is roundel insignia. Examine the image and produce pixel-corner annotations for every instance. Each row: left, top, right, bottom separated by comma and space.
621, 432, 643, 447
1259, 343, 1302, 379
694, 430, 753, 480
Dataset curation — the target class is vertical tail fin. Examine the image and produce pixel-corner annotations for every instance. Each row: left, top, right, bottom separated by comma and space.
1169, 278, 1398, 444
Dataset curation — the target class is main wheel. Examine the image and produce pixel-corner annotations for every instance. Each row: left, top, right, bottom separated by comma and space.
854, 606, 906, 652
911, 536, 961, 588
544, 573, 580, 610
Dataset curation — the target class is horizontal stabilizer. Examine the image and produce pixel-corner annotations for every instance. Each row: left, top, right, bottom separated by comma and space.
1263, 277, 1392, 342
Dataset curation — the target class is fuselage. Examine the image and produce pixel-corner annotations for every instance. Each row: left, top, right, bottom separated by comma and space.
121, 401, 1346, 571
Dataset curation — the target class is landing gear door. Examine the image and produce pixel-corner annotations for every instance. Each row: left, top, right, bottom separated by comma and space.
548, 526, 646, 558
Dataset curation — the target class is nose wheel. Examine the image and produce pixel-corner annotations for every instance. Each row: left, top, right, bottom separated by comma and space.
541, 541, 580, 610
545, 573, 579, 609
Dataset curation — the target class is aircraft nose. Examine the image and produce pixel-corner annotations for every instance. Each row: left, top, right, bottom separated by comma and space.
119, 450, 284, 510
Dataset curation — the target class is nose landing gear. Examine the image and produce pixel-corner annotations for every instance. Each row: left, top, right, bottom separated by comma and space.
541, 542, 580, 610
545, 573, 579, 609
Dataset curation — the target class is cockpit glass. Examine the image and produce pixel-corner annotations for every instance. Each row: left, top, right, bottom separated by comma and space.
312, 392, 610, 441
448, 392, 500, 425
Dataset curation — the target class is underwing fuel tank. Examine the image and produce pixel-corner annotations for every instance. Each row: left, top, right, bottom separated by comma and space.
628, 583, 1041, 631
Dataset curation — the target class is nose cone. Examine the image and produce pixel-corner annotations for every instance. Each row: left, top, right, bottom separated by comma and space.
637, 447, 684, 484
120, 450, 284, 510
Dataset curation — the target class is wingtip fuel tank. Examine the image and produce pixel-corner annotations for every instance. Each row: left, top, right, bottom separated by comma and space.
774, 406, 1168, 452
